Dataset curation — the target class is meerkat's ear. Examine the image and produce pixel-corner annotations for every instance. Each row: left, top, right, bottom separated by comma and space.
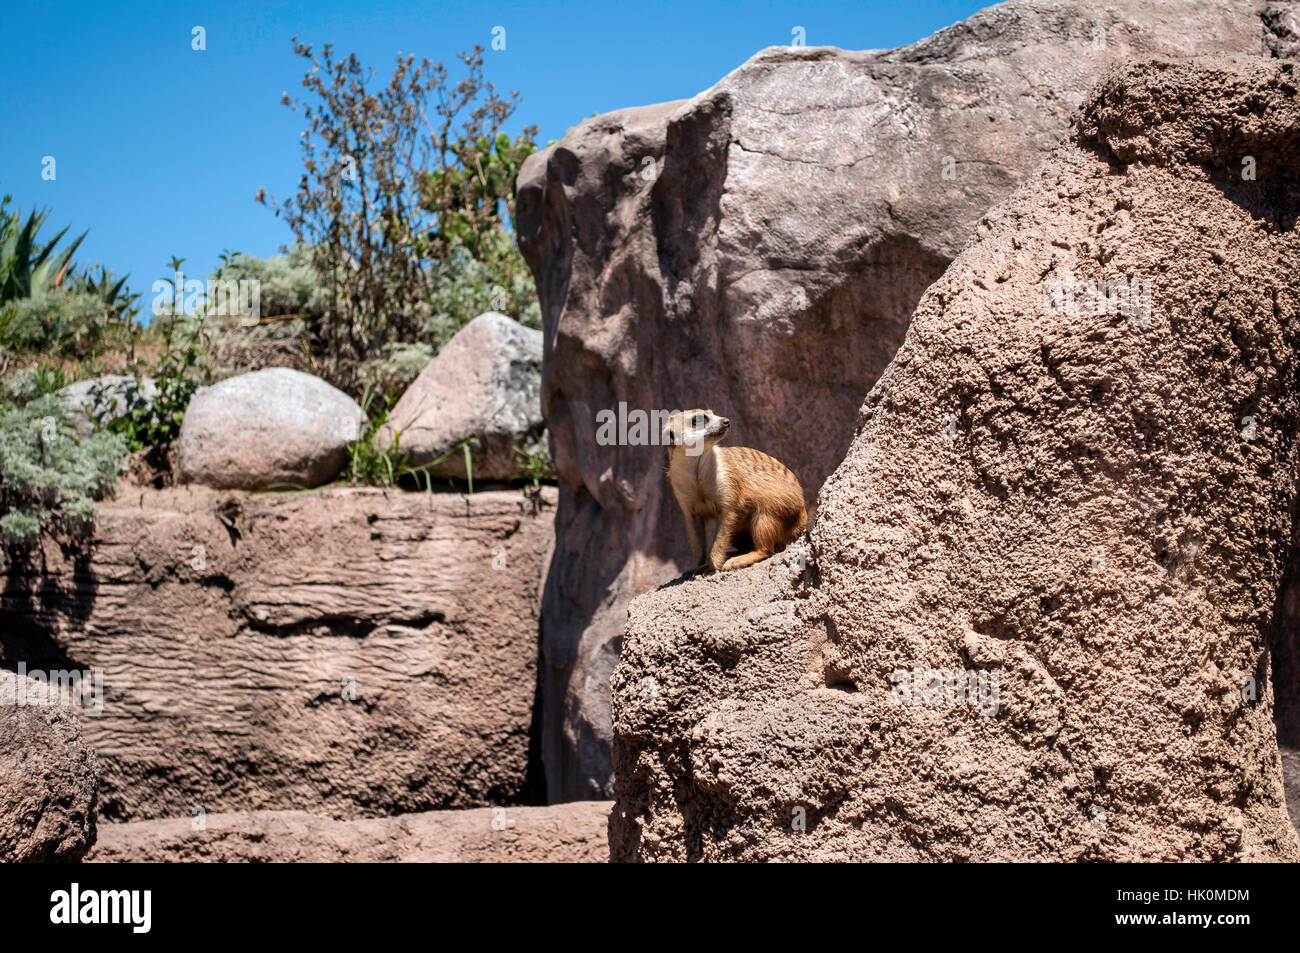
662, 424, 680, 447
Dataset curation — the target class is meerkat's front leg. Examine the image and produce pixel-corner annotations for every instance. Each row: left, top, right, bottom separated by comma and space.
709, 511, 739, 572
674, 494, 705, 568
687, 515, 706, 568
692, 516, 710, 569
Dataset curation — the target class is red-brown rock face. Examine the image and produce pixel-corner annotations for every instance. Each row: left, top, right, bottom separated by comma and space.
1, 486, 554, 821
0, 672, 100, 862
87, 801, 611, 863
610, 56, 1300, 861
516, 0, 1294, 799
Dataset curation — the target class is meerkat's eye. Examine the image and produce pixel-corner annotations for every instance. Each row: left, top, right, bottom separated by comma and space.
692, 414, 706, 427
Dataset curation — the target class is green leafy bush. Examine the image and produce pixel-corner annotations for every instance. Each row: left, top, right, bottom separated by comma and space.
90, 377, 189, 453
258, 41, 540, 388
211, 246, 329, 321
356, 341, 434, 398
197, 248, 320, 381
516, 444, 555, 495
65, 264, 138, 316
0, 363, 68, 404
95, 309, 213, 452
424, 233, 540, 351
0, 194, 139, 361
419, 132, 537, 263
0, 288, 129, 358
0, 395, 125, 566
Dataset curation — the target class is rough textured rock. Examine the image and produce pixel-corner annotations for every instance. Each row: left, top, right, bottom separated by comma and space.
1, 485, 555, 821
178, 367, 362, 490
379, 312, 544, 481
0, 671, 99, 861
609, 56, 1300, 861
58, 375, 158, 439
1264, 2, 1300, 58
88, 801, 611, 862
517, 0, 1294, 800
1283, 747, 1300, 833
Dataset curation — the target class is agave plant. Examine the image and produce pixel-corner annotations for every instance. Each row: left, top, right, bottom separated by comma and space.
66, 263, 140, 319
0, 193, 88, 305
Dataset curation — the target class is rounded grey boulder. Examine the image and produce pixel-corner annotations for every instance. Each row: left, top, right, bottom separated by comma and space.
178, 367, 362, 490
379, 312, 544, 481
58, 375, 159, 439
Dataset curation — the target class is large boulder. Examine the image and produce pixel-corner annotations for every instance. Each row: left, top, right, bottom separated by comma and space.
57, 375, 159, 439
378, 313, 544, 481
88, 802, 611, 862
0, 671, 99, 862
609, 56, 1300, 861
0, 485, 555, 821
516, 0, 1295, 800
178, 367, 362, 490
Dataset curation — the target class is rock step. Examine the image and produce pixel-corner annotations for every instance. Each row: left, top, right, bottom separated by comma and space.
87, 802, 612, 863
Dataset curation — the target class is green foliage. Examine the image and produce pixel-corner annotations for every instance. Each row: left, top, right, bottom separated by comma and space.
91, 377, 187, 453
0, 395, 125, 566
0, 195, 139, 361
209, 246, 329, 321
419, 131, 536, 261
65, 264, 140, 318
0, 194, 87, 305
424, 232, 540, 351
516, 443, 554, 495
343, 387, 444, 489
196, 248, 324, 381
258, 41, 539, 388
0, 363, 67, 404
342, 386, 486, 490
0, 288, 129, 358
149, 305, 215, 390
206, 292, 315, 380
356, 341, 434, 398
209, 237, 539, 399
96, 308, 213, 452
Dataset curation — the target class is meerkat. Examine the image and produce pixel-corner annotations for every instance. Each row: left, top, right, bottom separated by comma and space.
662, 408, 806, 572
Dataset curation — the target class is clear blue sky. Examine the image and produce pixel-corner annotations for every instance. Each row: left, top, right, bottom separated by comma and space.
0, 0, 989, 297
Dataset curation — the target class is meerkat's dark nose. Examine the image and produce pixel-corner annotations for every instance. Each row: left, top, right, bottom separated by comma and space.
722, 418, 730, 428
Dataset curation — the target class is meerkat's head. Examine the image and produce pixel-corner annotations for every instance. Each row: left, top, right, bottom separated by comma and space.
662, 408, 730, 460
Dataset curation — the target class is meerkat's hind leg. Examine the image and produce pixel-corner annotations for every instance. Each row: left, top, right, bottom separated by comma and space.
722, 512, 783, 571
721, 548, 772, 570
